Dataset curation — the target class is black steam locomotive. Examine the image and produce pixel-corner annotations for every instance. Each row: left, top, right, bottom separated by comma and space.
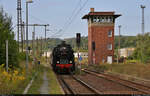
51, 41, 75, 73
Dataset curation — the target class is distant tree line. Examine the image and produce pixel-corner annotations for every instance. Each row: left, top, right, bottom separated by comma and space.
114, 36, 137, 49
47, 36, 137, 51
34, 33, 150, 63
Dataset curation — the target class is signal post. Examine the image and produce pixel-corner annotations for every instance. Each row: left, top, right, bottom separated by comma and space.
76, 33, 81, 74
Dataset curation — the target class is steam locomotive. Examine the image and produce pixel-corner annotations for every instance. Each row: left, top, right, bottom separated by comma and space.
51, 41, 75, 73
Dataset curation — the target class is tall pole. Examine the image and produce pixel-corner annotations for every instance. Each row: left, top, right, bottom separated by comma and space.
6, 40, 8, 72
45, 25, 47, 63
44, 24, 49, 63
36, 37, 39, 57
26, 2, 29, 73
117, 25, 121, 64
22, 22, 25, 49
25, 0, 33, 74
17, 0, 19, 51
21, 21, 23, 52
77, 47, 81, 74
32, 25, 35, 66
32, 31, 34, 55
21, 22, 24, 52
140, 5, 145, 63
76, 33, 81, 74
17, 0, 23, 52
40, 36, 43, 58
141, 5, 145, 35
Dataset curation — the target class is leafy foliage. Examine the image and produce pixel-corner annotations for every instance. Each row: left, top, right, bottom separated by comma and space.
0, 64, 25, 94
0, 8, 19, 67
133, 33, 150, 63
114, 36, 136, 49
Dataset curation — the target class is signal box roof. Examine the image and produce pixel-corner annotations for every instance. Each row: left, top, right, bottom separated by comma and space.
82, 8, 121, 19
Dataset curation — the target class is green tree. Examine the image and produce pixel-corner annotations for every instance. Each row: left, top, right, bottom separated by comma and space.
0, 8, 19, 67
115, 36, 136, 49
133, 33, 150, 63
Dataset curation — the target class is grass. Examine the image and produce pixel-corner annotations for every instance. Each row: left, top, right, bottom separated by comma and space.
27, 65, 44, 94
27, 62, 63, 94
15, 76, 32, 94
27, 56, 47, 94
89, 63, 150, 80
46, 67, 63, 94
42, 57, 63, 94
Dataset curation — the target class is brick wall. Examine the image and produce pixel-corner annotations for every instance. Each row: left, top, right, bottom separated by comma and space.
88, 24, 114, 64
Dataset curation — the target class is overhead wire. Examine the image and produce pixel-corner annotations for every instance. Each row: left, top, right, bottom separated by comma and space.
29, 13, 63, 38
29, 13, 48, 24
61, 0, 82, 33
56, 0, 89, 38
61, 0, 88, 34
27, 0, 89, 39
48, 0, 83, 38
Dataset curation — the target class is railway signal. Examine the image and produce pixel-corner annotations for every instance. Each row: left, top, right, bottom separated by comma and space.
76, 33, 81, 48
76, 33, 81, 74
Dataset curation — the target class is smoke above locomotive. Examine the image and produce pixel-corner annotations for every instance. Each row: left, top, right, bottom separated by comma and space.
51, 41, 75, 73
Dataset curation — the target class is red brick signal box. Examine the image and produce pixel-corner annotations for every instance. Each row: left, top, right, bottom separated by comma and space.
82, 8, 121, 64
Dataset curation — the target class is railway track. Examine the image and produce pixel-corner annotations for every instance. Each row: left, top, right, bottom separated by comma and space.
82, 69, 150, 94
57, 74, 101, 94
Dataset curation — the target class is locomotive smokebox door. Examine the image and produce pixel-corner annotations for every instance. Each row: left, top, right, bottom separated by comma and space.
76, 33, 81, 47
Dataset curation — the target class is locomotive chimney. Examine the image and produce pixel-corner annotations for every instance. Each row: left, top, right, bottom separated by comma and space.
90, 8, 95, 12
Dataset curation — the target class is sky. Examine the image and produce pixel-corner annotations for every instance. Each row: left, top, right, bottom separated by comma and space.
0, 0, 150, 40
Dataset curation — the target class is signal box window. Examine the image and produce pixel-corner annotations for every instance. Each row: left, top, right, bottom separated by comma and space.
107, 44, 112, 50
108, 30, 112, 37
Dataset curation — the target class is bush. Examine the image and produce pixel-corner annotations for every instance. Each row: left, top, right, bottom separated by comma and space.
18, 52, 26, 61
0, 8, 19, 68
0, 64, 25, 94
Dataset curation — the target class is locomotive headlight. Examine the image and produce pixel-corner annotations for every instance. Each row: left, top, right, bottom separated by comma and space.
70, 61, 72, 63
57, 61, 59, 63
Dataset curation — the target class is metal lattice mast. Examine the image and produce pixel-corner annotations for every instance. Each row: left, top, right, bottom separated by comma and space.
17, 0, 23, 52
140, 5, 146, 63
141, 5, 145, 35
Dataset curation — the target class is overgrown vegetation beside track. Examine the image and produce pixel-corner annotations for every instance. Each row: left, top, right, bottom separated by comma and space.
47, 67, 63, 94
0, 61, 38, 94
79, 58, 150, 80
27, 59, 63, 94
88, 63, 150, 80
27, 65, 44, 94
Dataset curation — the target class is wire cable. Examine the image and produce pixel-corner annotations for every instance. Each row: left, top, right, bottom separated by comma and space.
50, 0, 89, 38
58, 0, 89, 38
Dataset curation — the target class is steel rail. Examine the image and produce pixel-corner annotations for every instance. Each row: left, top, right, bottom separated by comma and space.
83, 69, 150, 94
58, 75, 75, 94
72, 75, 102, 94
58, 74, 101, 94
